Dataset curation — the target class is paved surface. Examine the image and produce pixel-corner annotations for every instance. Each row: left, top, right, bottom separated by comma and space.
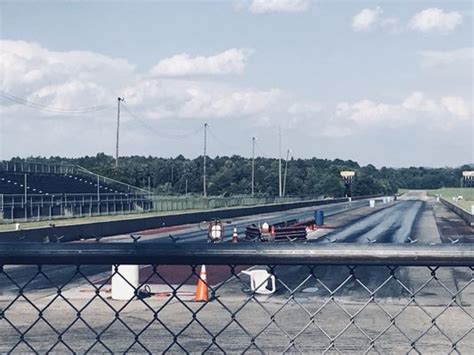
1, 191, 474, 353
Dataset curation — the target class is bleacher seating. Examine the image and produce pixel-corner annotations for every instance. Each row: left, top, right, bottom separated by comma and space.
0, 172, 123, 195
0, 170, 153, 221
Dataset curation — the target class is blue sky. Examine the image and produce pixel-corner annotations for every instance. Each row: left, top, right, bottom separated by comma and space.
0, 0, 472, 167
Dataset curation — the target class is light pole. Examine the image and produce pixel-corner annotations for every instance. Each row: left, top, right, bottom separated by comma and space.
462, 171, 474, 201
115, 97, 125, 168
340, 171, 355, 198
24, 173, 27, 207
283, 149, 291, 197
278, 127, 282, 197
251, 137, 256, 197
203, 123, 208, 197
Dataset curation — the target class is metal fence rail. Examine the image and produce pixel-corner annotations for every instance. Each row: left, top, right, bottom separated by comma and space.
0, 194, 329, 224
0, 193, 153, 222
1, 244, 473, 353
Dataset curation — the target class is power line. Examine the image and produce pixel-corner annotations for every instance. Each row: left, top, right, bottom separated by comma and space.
0, 89, 109, 113
121, 104, 203, 140
207, 126, 241, 151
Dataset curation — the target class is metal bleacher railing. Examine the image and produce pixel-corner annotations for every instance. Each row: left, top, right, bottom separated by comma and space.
0, 243, 473, 353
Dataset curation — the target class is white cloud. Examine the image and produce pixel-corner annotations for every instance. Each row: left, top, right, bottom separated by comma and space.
0, 40, 135, 89
409, 8, 463, 33
0, 39, 134, 108
351, 7, 463, 34
336, 100, 398, 125
440, 96, 471, 118
0, 39, 287, 128
401, 92, 439, 113
123, 78, 284, 120
246, 0, 309, 14
419, 48, 474, 68
149, 49, 252, 77
352, 7, 383, 31
336, 92, 471, 129
0, 40, 277, 122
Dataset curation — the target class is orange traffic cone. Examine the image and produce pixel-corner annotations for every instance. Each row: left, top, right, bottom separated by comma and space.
232, 227, 238, 243
195, 265, 209, 302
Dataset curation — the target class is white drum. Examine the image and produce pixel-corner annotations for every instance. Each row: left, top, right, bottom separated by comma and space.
111, 265, 139, 301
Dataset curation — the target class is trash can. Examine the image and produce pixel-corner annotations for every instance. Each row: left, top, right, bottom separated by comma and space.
314, 210, 324, 226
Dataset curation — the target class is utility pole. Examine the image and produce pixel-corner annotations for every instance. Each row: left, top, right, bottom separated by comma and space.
283, 149, 291, 197
251, 137, 256, 197
97, 174, 100, 202
115, 97, 125, 168
24, 173, 27, 206
203, 123, 208, 197
278, 127, 282, 197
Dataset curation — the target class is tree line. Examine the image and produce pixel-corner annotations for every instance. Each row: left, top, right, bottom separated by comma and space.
6, 154, 472, 198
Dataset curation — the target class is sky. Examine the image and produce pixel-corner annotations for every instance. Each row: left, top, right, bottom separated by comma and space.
0, 0, 472, 167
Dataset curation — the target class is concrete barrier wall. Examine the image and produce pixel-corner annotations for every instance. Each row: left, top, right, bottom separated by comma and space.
440, 197, 474, 226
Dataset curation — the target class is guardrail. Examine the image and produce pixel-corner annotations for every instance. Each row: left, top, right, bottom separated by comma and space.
150, 195, 318, 212
0, 243, 472, 353
439, 197, 474, 226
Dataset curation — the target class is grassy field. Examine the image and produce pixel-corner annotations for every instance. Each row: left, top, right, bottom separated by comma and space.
426, 187, 474, 212
397, 188, 410, 195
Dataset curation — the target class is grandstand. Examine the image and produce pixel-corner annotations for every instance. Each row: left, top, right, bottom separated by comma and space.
0, 161, 153, 221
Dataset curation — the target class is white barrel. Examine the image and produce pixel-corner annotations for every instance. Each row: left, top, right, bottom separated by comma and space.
436, 196, 440, 202
15, 223, 21, 230
348, 197, 352, 202
471, 205, 474, 215
111, 265, 139, 300
369, 200, 375, 208
210, 224, 223, 240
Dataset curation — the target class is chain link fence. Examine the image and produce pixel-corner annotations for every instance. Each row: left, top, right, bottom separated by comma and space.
1, 243, 473, 353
